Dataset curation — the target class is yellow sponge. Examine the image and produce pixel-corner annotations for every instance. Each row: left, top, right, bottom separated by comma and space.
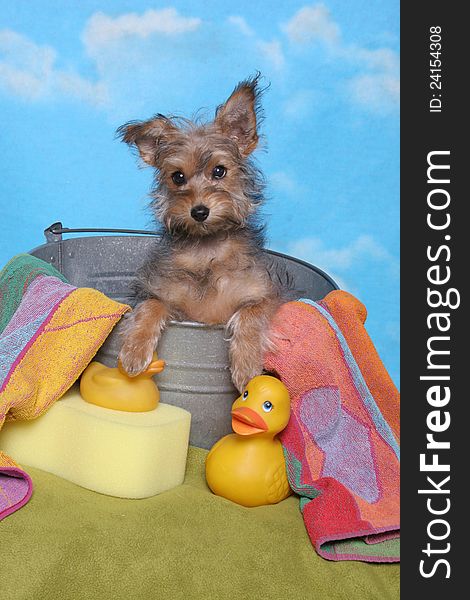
0, 386, 191, 499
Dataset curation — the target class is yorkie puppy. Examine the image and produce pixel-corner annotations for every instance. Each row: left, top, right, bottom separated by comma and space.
118, 75, 286, 392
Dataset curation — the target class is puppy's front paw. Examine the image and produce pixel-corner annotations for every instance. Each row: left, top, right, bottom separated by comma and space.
230, 355, 263, 393
119, 340, 155, 377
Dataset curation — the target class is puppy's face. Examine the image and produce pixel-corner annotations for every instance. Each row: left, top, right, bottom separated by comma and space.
153, 127, 256, 236
118, 77, 263, 236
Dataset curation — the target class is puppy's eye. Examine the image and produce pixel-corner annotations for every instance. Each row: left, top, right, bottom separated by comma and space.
212, 165, 226, 179
171, 171, 186, 186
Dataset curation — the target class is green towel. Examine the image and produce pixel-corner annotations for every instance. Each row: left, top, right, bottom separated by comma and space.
0, 254, 68, 335
1, 447, 399, 600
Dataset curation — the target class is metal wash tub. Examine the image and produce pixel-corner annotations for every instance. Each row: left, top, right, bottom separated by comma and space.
30, 223, 338, 449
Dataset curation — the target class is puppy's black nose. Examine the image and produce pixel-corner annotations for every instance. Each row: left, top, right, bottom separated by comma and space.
191, 205, 210, 222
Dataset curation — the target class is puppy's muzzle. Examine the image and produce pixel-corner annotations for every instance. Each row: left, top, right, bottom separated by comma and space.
191, 205, 210, 222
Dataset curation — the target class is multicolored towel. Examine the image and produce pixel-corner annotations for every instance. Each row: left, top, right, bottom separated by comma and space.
0, 254, 129, 521
264, 291, 400, 562
0, 254, 69, 334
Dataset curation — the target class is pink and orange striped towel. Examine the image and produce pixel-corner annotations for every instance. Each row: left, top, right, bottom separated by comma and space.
265, 291, 400, 562
0, 254, 129, 521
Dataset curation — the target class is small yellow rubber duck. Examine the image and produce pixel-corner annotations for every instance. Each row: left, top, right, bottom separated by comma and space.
80, 354, 165, 412
205, 375, 292, 507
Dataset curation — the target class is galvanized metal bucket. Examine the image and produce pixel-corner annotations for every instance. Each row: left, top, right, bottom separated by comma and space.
30, 223, 338, 449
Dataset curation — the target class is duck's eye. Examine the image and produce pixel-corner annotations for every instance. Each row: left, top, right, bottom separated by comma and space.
212, 165, 226, 179
262, 401, 273, 412
171, 171, 186, 186
242, 391, 248, 400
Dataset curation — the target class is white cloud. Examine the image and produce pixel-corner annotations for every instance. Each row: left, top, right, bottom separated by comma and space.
283, 4, 340, 46
1, 29, 55, 100
227, 16, 285, 72
227, 16, 255, 37
0, 29, 108, 105
81, 9, 284, 118
1, 9, 202, 109
283, 89, 317, 119
270, 171, 299, 194
281, 4, 399, 114
83, 8, 202, 55
257, 40, 285, 71
348, 47, 399, 113
349, 73, 400, 114
55, 71, 109, 106
289, 235, 387, 269
356, 47, 399, 73
1, 6, 398, 116
286, 234, 398, 290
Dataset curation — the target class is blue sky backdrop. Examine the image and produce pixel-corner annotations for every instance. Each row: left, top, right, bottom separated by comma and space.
0, 1, 400, 384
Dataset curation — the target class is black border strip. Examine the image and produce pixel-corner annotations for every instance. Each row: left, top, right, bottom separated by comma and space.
401, 3, 464, 596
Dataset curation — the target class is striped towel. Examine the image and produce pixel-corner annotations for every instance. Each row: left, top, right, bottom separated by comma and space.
0, 254, 129, 521
264, 291, 400, 562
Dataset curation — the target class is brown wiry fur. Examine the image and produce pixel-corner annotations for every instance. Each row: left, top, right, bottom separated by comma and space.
118, 75, 286, 391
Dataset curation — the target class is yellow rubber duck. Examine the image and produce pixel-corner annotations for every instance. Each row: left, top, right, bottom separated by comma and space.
205, 375, 292, 507
79, 354, 165, 412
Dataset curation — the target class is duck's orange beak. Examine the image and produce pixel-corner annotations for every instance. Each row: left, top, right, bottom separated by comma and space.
145, 359, 166, 375
231, 407, 268, 436
117, 358, 165, 377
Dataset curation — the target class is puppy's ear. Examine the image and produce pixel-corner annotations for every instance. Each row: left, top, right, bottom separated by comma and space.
116, 115, 177, 166
214, 75, 263, 157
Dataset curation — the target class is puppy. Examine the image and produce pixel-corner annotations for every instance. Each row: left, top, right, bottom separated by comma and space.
118, 75, 285, 392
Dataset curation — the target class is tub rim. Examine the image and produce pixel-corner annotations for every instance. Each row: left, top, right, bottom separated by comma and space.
30, 229, 339, 331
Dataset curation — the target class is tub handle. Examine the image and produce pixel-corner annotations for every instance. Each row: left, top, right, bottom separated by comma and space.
44, 222, 158, 242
